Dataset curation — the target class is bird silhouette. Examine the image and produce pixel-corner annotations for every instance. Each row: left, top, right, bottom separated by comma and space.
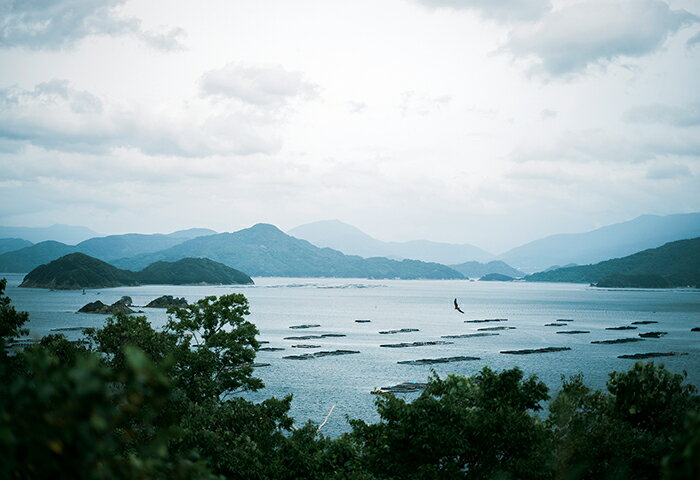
454, 298, 464, 314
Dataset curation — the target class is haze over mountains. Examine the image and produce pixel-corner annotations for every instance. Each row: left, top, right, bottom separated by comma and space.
0, 224, 101, 245
288, 220, 493, 264
0, 229, 217, 273
497, 213, 700, 272
0, 213, 699, 280
111, 223, 463, 279
290, 214, 700, 273
524, 238, 700, 288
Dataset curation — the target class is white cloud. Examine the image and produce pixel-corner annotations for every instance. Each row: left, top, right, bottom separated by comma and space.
411, 0, 552, 22
0, 80, 280, 156
200, 63, 319, 108
506, 0, 698, 77
646, 162, 692, 179
625, 103, 700, 126
688, 31, 700, 48
348, 101, 367, 113
0, 0, 185, 51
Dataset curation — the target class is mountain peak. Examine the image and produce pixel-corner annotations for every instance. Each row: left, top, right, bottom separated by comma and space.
248, 223, 285, 234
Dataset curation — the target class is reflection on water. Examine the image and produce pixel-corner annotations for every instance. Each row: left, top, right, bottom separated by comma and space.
4, 273, 700, 436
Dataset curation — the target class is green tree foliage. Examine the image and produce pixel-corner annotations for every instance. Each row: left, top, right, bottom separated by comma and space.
549, 363, 699, 480
663, 410, 700, 480
349, 367, 552, 480
1, 279, 698, 479
0, 345, 217, 479
86, 313, 177, 372
0, 278, 28, 350
165, 294, 263, 402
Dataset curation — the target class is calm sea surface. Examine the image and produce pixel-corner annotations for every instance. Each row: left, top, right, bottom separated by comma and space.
4, 273, 700, 436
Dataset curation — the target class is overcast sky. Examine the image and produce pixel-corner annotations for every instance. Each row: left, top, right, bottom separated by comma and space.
1, 0, 699, 253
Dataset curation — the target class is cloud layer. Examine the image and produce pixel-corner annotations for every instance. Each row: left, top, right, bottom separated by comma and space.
0, 0, 184, 51
200, 63, 319, 108
506, 0, 699, 76
625, 103, 700, 127
0, 80, 280, 156
412, 0, 552, 22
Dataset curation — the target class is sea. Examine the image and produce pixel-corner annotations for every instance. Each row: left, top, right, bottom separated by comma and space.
4, 273, 700, 437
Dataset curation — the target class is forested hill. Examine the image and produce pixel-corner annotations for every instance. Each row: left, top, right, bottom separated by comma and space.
524, 238, 700, 287
112, 223, 464, 279
136, 257, 252, 285
19, 253, 253, 289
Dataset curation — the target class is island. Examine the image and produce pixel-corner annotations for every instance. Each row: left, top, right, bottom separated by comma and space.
144, 295, 188, 308
78, 297, 135, 315
479, 273, 515, 282
19, 253, 253, 290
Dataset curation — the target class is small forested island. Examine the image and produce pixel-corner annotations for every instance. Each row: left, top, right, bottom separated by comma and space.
144, 295, 188, 308
19, 253, 253, 290
479, 273, 515, 282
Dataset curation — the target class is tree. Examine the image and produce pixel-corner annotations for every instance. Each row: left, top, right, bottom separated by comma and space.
164, 294, 263, 403
0, 278, 29, 351
548, 362, 699, 480
0, 344, 218, 479
350, 367, 553, 480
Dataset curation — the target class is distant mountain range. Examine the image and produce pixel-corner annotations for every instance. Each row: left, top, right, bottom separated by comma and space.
288, 220, 493, 264
0, 224, 100, 245
524, 237, 700, 288
0, 229, 218, 273
498, 213, 700, 273
112, 223, 464, 279
0, 238, 32, 255
2, 213, 700, 280
20, 253, 252, 290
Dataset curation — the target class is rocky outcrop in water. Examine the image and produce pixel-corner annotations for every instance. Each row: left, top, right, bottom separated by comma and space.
606, 326, 637, 330
78, 300, 135, 315
556, 330, 590, 334
289, 324, 321, 329
477, 326, 516, 331
631, 321, 658, 325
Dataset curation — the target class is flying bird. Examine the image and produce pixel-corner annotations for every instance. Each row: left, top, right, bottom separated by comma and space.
454, 298, 464, 314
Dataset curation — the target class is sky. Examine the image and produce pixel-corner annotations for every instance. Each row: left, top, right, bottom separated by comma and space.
0, 0, 699, 253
